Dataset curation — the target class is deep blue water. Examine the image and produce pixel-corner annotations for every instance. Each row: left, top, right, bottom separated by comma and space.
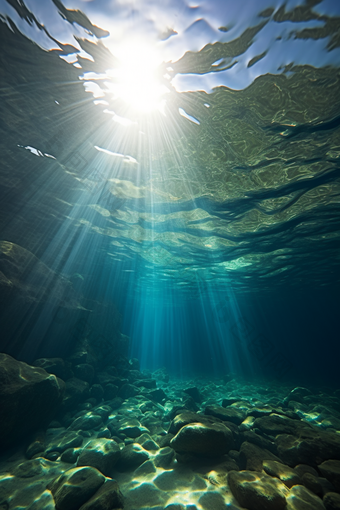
0, 0, 339, 387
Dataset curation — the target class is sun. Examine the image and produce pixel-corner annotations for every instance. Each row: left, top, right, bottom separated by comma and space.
107, 41, 169, 114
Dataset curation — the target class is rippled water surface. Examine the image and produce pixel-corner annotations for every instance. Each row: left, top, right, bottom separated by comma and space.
0, 0, 340, 369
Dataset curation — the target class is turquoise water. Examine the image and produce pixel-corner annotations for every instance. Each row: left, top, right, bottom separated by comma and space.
0, 0, 340, 382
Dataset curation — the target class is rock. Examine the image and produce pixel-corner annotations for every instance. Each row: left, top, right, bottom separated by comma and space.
134, 459, 157, 476
33, 358, 72, 380
12, 459, 45, 478
97, 429, 111, 439
0, 353, 64, 451
170, 422, 233, 457
60, 448, 80, 463
127, 481, 167, 507
79, 479, 124, 510
158, 433, 174, 448
129, 358, 140, 370
26, 429, 46, 459
117, 443, 149, 471
135, 379, 157, 389
154, 447, 175, 469
117, 383, 140, 399
183, 387, 202, 403
118, 419, 149, 438
254, 413, 307, 436
239, 442, 281, 471
242, 430, 278, 454
205, 404, 245, 425
152, 367, 169, 382
73, 364, 95, 384
45, 430, 83, 454
227, 470, 287, 510
295, 464, 319, 478
318, 461, 340, 492
168, 411, 222, 435
286, 485, 326, 510
62, 377, 89, 412
135, 433, 159, 451
70, 413, 103, 431
276, 430, 340, 466
324, 493, 340, 510
302, 472, 323, 496
49, 466, 105, 510
103, 384, 118, 400
288, 387, 313, 403
147, 388, 167, 403
263, 460, 301, 488
77, 438, 121, 476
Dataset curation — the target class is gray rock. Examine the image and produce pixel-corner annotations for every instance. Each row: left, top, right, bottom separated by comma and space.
60, 448, 80, 464
12, 459, 44, 478
276, 430, 340, 467
170, 422, 233, 457
228, 470, 287, 510
89, 384, 104, 401
49, 466, 105, 510
77, 438, 121, 476
184, 387, 202, 403
62, 377, 89, 412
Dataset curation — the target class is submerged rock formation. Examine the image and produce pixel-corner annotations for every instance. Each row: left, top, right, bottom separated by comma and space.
0, 353, 64, 451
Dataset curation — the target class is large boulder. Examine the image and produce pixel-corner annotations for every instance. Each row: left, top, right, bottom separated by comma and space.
170, 422, 234, 457
228, 470, 287, 510
0, 353, 64, 451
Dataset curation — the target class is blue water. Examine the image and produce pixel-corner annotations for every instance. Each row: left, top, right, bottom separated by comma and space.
0, 0, 340, 386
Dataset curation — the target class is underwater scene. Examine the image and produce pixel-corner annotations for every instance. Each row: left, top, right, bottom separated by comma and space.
0, 0, 340, 508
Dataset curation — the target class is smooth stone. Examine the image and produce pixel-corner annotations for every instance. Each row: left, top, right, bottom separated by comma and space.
154, 447, 175, 469
77, 438, 121, 476
254, 414, 307, 436
117, 443, 149, 471
12, 459, 44, 478
302, 472, 323, 496
45, 430, 83, 453
70, 413, 103, 431
127, 482, 167, 507
323, 492, 340, 510
263, 459, 301, 488
318, 460, 340, 491
228, 470, 287, 510
79, 479, 124, 510
170, 422, 234, 457
199, 492, 227, 510
118, 419, 148, 438
286, 485, 326, 510
134, 459, 157, 476
205, 404, 245, 425
49, 466, 105, 510
60, 448, 80, 463
239, 442, 281, 471
242, 430, 278, 454
89, 384, 104, 401
103, 384, 118, 400
275, 430, 340, 467
168, 411, 223, 435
